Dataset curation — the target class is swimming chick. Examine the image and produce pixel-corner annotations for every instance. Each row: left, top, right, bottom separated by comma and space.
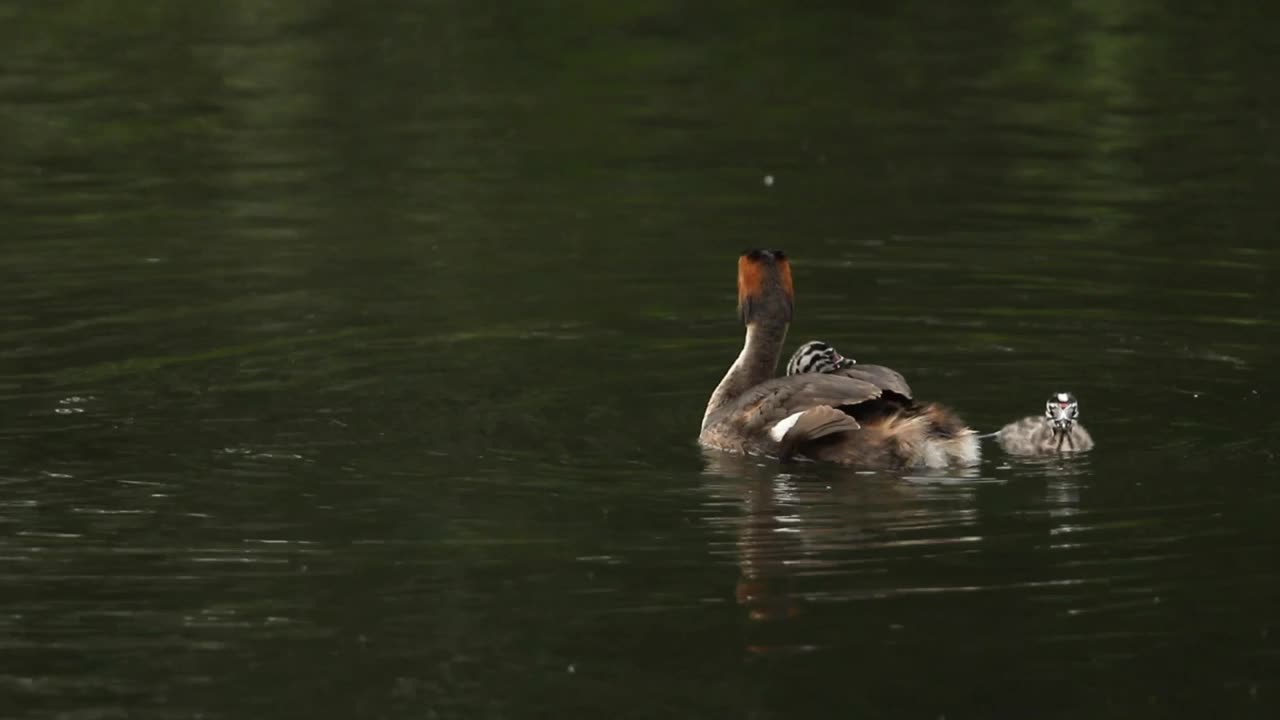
995, 392, 1094, 455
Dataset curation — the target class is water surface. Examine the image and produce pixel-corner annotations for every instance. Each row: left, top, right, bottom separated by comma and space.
2, 1, 1278, 718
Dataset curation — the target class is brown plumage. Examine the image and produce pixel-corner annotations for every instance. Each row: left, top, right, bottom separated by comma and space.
834, 364, 913, 400
699, 250, 979, 468
776, 406, 861, 459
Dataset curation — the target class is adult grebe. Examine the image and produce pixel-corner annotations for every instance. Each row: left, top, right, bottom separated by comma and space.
698, 250, 979, 467
995, 392, 1094, 455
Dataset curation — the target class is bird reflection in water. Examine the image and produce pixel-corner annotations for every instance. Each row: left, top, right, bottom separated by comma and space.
700, 450, 984, 657
1004, 454, 1093, 546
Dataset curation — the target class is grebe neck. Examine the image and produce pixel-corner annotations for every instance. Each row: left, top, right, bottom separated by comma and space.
701, 321, 788, 430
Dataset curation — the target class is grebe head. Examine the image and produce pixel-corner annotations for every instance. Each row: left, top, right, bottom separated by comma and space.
1044, 392, 1080, 431
786, 340, 856, 376
737, 249, 793, 328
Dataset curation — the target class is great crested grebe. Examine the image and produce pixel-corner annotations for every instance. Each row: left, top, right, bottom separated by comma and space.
995, 392, 1094, 455
698, 250, 979, 468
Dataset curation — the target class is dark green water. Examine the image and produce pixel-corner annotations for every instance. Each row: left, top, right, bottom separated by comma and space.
3, 1, 1278, 718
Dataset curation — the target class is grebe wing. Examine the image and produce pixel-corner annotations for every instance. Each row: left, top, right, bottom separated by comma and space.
719, 373, 884, 437
830, 364, 913, 399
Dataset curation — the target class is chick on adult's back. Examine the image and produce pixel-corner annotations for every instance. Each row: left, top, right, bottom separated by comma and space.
782, 339, 976, 465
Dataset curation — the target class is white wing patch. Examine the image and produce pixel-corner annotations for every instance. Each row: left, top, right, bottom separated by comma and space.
768, 411, 806, 442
